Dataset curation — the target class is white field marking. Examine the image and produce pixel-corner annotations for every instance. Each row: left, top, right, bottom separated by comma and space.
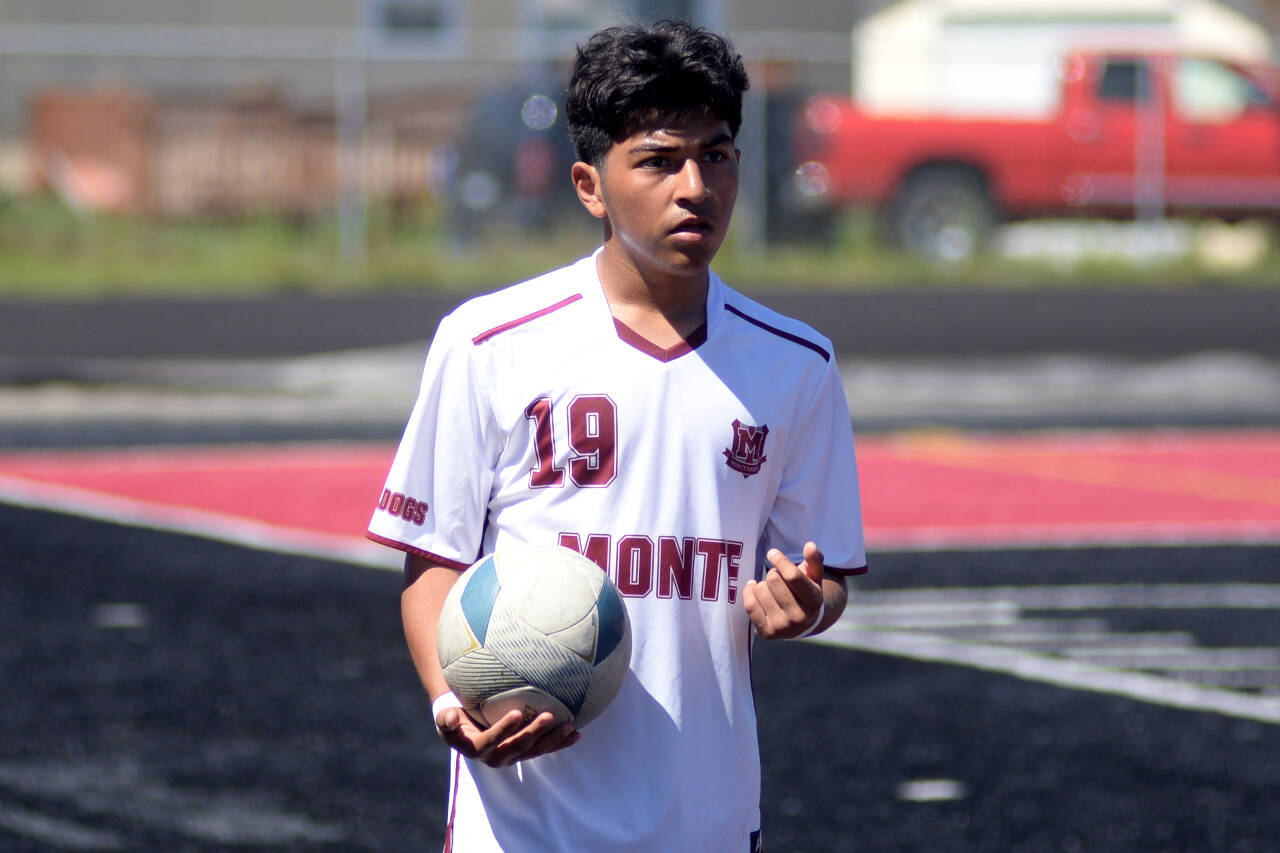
1061, 647, 1280, 669
924, 617, 1110, 638
846, 600, 1019, 628
896, 778, 969, 803
0, 804, 125, 850
928, 622, 1186, 645
90, 602, 151, 630
0, 472, 401, 571
816, 625, 1280, 724
828, 583, 1280, 724
851, 584, 1280, 610
997, 632, 1200, 653
1165, 669, 1280, 689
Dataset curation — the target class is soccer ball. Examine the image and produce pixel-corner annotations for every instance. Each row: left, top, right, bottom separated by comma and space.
436, 544, 632, 729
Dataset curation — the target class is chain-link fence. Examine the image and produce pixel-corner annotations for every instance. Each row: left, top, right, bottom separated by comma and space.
0, 21, 857, 267
2, 18, 1278, 274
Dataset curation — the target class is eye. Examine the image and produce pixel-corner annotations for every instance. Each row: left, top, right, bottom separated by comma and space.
638, 155, 670, 169
702, 149, 732, 164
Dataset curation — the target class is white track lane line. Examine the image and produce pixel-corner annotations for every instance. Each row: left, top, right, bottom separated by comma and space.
0, 473, 400, 571
827, 583, 1280, 724
817, 624, 1280, 724
0, 804, 125, 851
853, 583, 1280, 610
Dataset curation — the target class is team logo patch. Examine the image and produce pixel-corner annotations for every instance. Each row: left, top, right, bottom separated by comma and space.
724, 419, 769, 478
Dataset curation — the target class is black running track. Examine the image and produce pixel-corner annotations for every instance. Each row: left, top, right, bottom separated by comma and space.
4, 501, 1277, 852
3, 287, 1279, 851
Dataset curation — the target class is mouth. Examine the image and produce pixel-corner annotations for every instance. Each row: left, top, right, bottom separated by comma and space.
670, 218, 715, 240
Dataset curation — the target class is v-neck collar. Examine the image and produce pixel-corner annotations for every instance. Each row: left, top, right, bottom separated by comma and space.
612, 317, 708, 362
582, 247, 723, 363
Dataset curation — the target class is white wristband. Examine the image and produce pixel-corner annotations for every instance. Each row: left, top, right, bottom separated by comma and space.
431, 691, 464, 732
792, 600, 826, 640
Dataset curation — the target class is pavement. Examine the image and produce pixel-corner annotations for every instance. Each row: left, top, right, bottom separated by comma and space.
1, 286, 1278, 438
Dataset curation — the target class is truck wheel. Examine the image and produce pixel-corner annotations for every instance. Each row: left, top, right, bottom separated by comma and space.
886, 168, 993, 262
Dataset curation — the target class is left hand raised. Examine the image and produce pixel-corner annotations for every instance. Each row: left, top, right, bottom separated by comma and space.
742, 541, 826, 639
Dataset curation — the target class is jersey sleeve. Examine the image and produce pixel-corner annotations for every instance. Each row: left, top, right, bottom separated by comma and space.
766, 357, 868, 575
366, 313, 500, 569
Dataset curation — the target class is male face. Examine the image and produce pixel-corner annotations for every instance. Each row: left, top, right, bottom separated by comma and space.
575, 108, 740, 281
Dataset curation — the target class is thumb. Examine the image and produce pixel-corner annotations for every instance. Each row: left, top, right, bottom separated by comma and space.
437, 708, 460, 732
801, 541, 825, 585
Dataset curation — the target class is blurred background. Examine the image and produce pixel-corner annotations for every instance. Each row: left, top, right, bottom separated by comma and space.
1, 0, 1279, 296
3, 5, 1280, 852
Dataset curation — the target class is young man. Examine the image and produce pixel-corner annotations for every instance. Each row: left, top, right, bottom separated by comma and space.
368, 20, 866, 852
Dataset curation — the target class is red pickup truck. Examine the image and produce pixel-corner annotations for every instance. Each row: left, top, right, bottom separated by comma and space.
791, 50, 1280, 260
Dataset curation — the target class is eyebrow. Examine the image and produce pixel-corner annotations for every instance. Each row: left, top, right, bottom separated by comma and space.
628, 132, 734, 154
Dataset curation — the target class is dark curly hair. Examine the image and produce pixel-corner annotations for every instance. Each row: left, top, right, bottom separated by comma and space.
566, 20, 750, 166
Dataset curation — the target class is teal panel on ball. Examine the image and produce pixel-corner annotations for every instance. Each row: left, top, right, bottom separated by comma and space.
459, 555, 500, 644
593, 581, 626, 665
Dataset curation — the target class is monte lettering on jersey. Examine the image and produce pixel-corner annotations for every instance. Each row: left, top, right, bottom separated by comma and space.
559, 532, 746, 602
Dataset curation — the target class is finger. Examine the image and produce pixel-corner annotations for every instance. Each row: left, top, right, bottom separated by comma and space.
742, 580, 776, 633
765, 548, 803, 581
435, 705, 486, 739
434, 705, 460, 733
763, 572, 815, 627
750, 573, 799, 635
442, 708, 527, 761
436, 708, 491, 757
480, 709, 532, 747
519, 722, 582, 761
800, 541, 825, 585
488, 712, 564, 766
766, 548, 823, 602
761, 555, 811, 621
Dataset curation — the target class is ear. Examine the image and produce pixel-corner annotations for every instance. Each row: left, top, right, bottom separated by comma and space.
572, 161, 607, 220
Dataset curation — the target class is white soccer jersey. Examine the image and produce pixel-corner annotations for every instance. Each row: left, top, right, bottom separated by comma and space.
368, 250, 866, 853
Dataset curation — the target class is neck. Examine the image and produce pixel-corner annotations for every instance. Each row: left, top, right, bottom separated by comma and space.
595, 241, 709, 341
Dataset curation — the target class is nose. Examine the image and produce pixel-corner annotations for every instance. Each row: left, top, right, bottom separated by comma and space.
675, 159, 709, 204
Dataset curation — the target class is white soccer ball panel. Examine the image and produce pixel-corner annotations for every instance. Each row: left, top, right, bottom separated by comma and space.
494, 545, 605, 635
435, 580, 480, 668
544, 607, 600, 662
442, 646, 526, 711
573, 618, 632, 728
485, 596, 595, 711
480, 686, 573, 728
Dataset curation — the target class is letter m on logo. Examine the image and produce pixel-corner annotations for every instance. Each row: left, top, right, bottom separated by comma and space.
724, 419, 769, 478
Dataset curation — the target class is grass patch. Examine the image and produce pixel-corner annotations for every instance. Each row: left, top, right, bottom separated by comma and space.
1, 195, 1276, 299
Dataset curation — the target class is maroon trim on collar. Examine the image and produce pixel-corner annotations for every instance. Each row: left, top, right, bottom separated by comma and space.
613, 317, 708, 362
472, 293, 583, 345
724, 303, 831, 362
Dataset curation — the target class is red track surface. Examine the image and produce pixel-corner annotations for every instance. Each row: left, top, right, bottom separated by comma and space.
1, 429, 1278, 552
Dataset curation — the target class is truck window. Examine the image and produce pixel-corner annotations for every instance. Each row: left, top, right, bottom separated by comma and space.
1097, 60, 1151, 104
1174, 58, 1269, 122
